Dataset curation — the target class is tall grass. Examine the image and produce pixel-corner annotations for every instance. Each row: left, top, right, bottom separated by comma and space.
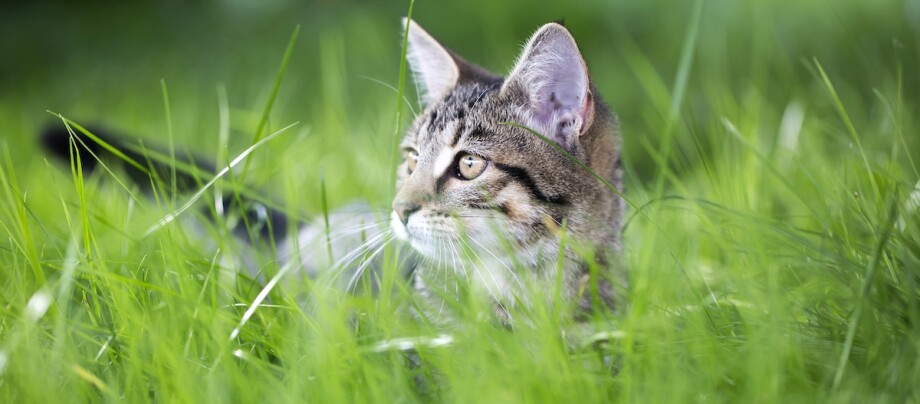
1, 0, 918, 402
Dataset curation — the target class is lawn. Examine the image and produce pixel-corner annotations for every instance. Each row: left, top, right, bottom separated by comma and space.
1, 0, 918, 401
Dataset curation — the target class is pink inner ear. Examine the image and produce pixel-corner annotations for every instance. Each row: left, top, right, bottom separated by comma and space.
530, 78, 591, 149
507, 25, 591, 150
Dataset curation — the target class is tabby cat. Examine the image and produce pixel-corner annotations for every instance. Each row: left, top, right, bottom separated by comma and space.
42, 19, 626, 327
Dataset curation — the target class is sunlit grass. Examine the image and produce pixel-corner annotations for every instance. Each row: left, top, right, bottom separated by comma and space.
1, 0, 919, 402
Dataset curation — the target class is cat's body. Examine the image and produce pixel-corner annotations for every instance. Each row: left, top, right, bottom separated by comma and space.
42, 20, 626, 327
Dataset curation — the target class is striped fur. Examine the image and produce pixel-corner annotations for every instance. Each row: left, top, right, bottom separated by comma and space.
395, 21, 626, 325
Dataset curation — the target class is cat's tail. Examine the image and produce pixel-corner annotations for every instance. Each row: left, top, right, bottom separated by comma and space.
39, 123, 290, 244
40, 124, 218, 195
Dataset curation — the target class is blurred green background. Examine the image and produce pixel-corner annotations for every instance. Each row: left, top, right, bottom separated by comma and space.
1, 0, 919, 401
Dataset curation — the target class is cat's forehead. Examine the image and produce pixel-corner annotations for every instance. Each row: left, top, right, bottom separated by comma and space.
407, 81, 510, 152
426, 82, 501, 132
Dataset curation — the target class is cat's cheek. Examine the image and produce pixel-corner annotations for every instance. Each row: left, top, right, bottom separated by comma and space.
390, 211, 410, 241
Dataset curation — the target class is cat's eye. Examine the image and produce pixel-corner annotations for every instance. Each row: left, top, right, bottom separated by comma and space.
457, 153, 488, 180
405, 149, 419, 174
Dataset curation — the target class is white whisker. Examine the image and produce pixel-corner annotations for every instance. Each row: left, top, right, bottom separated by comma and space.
449, 233, 501, 310
318, 232, 389, 287
346, 233, 393, 292
320, 222, 388, 245
445, 234, 462, 297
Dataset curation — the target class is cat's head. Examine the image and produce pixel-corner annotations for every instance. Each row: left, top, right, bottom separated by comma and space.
391, 20, 623, 266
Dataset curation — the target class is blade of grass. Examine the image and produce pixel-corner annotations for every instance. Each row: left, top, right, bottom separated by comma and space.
378, 5, 417, 306
650, 0, 705, 203
63, 120, 94, 257
215, 83, 230, 216
358, 75, 417, 118
389, 6, 416, 197
53, 117, 146, 206
320, 169, 334, 264
47, 111, 150, 173
0, 146, 45, 284
814, 59, 881, 199
228, 258, 298, 341
240, 25, 301, 178
831, 195, 898, 390
160, 79, 178, 206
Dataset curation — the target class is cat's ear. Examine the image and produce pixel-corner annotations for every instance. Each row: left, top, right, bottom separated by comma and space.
503, 23, 593, 150
403, 18, 461, 106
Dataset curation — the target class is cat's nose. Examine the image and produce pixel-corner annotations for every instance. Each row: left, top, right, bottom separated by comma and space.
393, 200, 421, 225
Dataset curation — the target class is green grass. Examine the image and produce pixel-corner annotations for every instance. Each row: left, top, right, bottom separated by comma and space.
1, 0, 919, 401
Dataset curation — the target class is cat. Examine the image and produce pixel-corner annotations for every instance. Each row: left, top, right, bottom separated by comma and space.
41, 19, 627, 328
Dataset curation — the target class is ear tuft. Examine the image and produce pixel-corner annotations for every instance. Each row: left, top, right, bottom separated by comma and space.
503, 23, 592, 150
402, 18, 460, 106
